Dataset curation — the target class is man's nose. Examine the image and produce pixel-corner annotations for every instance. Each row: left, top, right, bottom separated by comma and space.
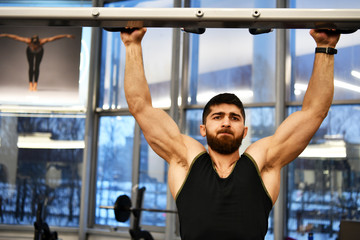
221, 117, 231, 127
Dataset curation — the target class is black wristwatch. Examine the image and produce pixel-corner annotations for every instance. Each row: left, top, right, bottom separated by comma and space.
315, 47, 337, 55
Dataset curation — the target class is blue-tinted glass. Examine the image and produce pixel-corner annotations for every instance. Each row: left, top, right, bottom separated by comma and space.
99, 0, 173, 109
287, 105, 360, 240
185, 107, 276, 239
290, 30, 360, 102
289, 2, 360, 239
289, 0, 360, 102
188, 0, 276, 105
0, 113, 85, 227
95, 116, 135, 226
138, 133, 168, 227
0, 0, 91, 232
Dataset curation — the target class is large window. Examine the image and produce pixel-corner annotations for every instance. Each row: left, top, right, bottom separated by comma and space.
95, 116, 135, 226
0, 113, 85, 227
188, 0, 276, 105
138, 134, 169, 227
289, 0, 360, 103
1, 0, 354, 238
0, 0, 91, 231
287, 1, 360, 239
96, 0, 174, 229
99, 0, 174, 109
290, 31, 360, 102
287, 105, 360, 240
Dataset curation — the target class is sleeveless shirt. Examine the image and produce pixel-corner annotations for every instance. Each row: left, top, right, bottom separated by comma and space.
175, 152, 273, 240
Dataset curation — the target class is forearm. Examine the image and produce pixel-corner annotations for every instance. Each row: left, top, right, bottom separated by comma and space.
302, 29, 340, 117
124, 44, 152, 115
49, 35, 64, 41
302, 52, 335, 117
0, 33, 27, 42
43, 34, 71, 43
0, 33, 14, 38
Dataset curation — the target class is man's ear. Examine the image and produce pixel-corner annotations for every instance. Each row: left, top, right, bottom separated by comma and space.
200, 124, 206, 137
243, 126, 248, 138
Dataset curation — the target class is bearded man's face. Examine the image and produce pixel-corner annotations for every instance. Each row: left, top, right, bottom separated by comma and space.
200, 103, 247, 154
206, 128, 245, 154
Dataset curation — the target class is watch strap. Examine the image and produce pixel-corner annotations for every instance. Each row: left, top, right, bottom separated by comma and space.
315, 47, 337, 55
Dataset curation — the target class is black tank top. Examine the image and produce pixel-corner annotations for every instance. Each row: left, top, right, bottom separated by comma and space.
175, 152, 273, 240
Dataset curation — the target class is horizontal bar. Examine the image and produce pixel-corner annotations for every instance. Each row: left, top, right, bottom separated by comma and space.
140, 208, 177, 214
99, 205, 177, 213
99, 205, 113, 209
0, 7, 360, 29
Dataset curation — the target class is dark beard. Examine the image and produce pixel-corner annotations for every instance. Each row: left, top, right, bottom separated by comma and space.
206, 129, 244, 155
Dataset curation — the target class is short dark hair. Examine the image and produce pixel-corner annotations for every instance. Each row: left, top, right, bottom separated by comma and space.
202, 93, 245, 124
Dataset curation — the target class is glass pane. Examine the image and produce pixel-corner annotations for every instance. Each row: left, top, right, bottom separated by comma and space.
287, 105, 360, 240
138, 133, 168, 227
290, 0, 360, 102
0, 113, 85, 227
99, 0, 173, 109
95, 116, 135, 226
290, 29, 360, 102
188, 0, 276, 105
185, 107, 276, 239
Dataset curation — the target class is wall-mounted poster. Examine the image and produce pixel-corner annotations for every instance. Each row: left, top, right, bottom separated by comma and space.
0, 27, 83, 107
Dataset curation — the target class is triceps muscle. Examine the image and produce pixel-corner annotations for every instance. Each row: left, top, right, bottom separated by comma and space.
135, 107, 186, 164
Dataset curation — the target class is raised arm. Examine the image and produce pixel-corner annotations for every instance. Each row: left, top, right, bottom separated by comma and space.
0, 33, 30, 43
247, 29, 341, 170
40, 34, 74, 44
120, 28, 203, 167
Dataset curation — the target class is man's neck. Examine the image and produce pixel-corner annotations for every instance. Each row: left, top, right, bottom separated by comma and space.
208, 148, 240, 170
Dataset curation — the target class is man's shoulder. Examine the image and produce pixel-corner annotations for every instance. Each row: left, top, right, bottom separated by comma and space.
177, 134, 206, 167
182, 134, 206, 151
244, 136, 273, 170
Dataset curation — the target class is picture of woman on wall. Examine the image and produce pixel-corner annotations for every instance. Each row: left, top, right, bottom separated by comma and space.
0, 33, 74, 91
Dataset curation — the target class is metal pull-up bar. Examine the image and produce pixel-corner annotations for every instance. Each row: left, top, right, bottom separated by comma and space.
0, 7, 360, 31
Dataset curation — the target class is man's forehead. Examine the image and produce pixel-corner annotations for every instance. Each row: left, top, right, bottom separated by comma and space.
209, 104, 242, 114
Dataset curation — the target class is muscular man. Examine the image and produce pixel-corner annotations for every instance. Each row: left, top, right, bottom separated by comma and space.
121, 28, 340, 239
0, 33, 74, 91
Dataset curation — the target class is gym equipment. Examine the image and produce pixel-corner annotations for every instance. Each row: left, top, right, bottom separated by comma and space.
99, 188, 177, 223
34, 198, 58, 240
104, 27, 206, 34
130, 187, 153, 240
0, 7, 359, 33
100, 187, 177, 240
